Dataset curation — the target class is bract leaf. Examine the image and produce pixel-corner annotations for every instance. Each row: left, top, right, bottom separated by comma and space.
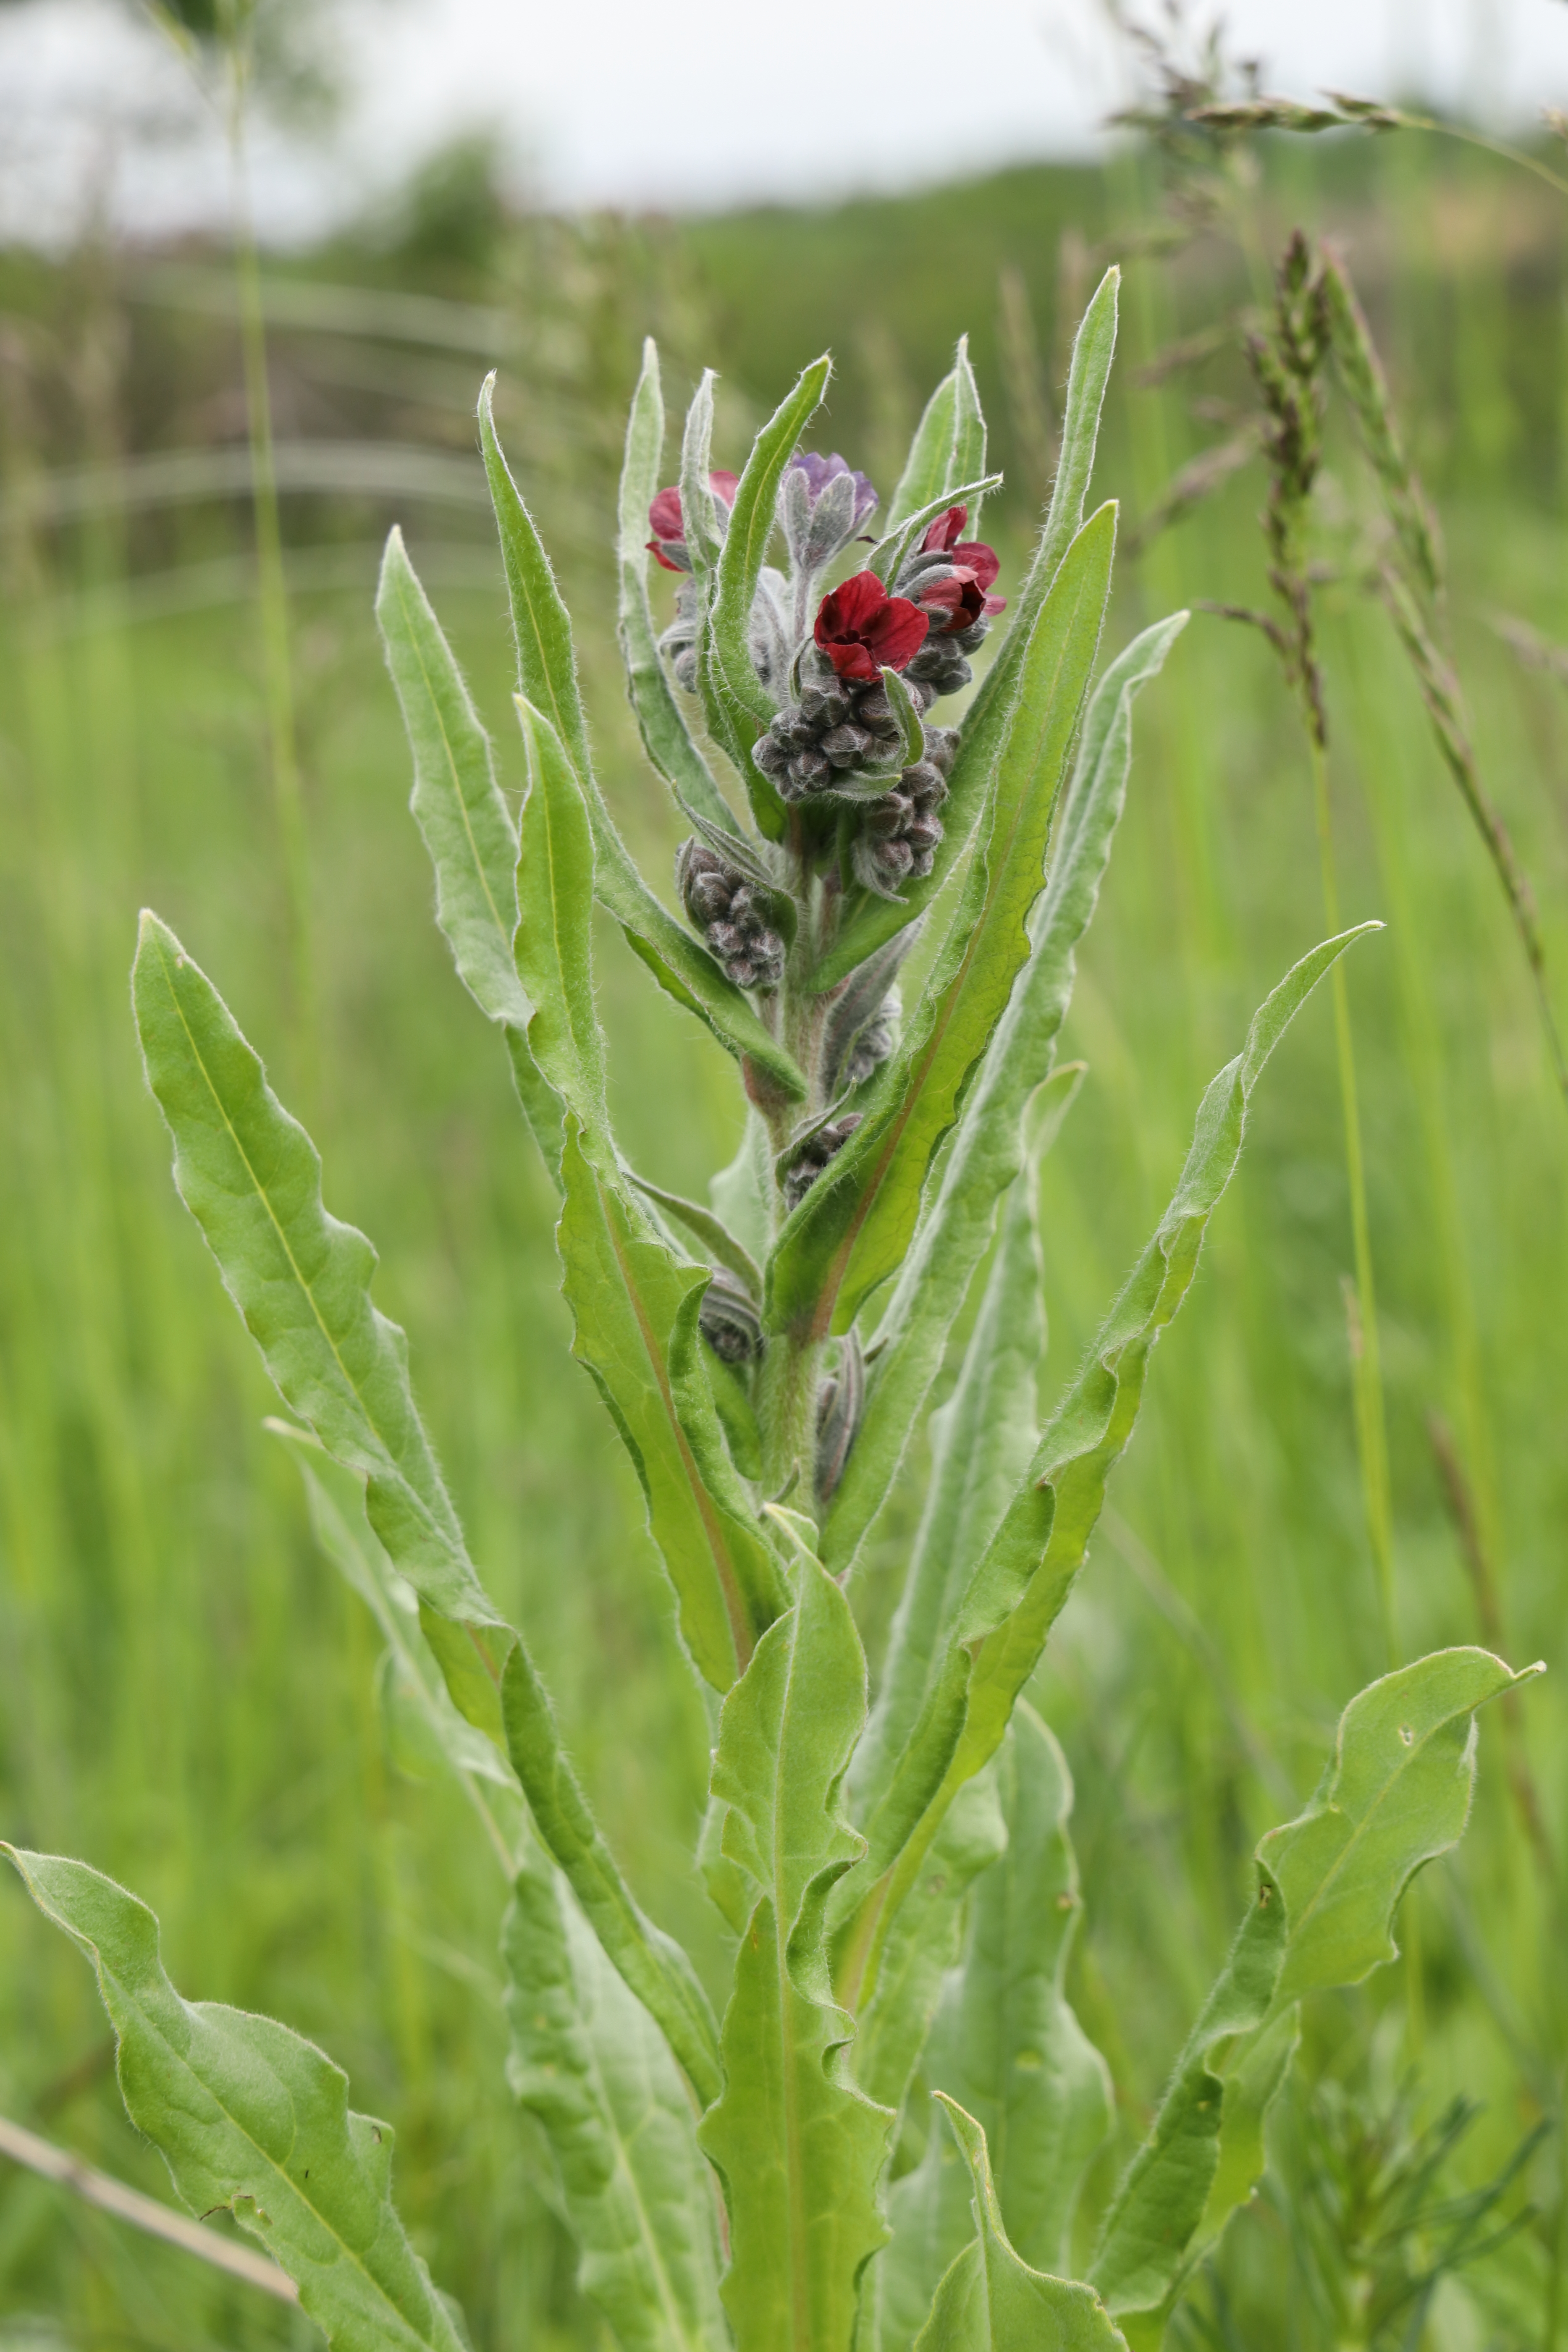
503, 1857, 726, 2352
818, 279, 1116, 992
868, 475, 1007, 588
376, 527, 531, 1030
912, 2098, 1127, 2352
698, 1544, 894, 2352
627, 1172, 764, 1298
889, 338, 987, 531
480, 384, 805, 1100
708, 353, 832, 737
827, 615, 1185, 1578
4, 1851, 466, 2352
769, 505, 1115, 1340
963, 270, 1119, 751
616, 338, 738, 837
374, 527, 563, 1175
1090, 1647, 1537, 2330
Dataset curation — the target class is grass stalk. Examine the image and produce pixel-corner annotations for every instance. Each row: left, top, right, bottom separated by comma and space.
224, 38, 317, 1105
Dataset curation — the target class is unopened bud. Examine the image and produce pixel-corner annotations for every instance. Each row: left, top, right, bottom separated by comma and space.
698, 1268, 765, 1366
676, 841, 785, 991
782, 1114, 862, 1213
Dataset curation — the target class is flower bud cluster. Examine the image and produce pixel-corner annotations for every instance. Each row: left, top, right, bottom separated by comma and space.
782, 1114, 862, 1213
851, 729, 957, 897
676, 841, 785, 991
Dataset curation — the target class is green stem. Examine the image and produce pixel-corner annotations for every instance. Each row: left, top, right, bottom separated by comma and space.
225, 40, 317, 1105
1308, 733, 1397, 1667
757, 1332, 822, 1507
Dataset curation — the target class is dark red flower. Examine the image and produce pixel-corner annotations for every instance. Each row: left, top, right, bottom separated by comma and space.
918, 504, 1005, 627
647, 470, 741, 570
813, 571, 929, 682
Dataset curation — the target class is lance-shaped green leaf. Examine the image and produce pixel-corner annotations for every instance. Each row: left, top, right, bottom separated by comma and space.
853, 1765, 1008, 2119
698, 1535, 894, 2352
962, 270, 1119, 751
889, 338, 987, 531
851, 1087, 1056, 1833
935, 1711, 1109, 2269
513, 696, 784, 1680
769, 505, 1115, 1340
557, 1122, 783, 1690
837, 928, 1379, 2015
4, 1851, 466, 2352
628, 1171, 764, 1298
480, 383, 805, 1100
1090, 1648, 1538, 2338
132, 912, 504, 1638
503, 1857, 726, 2352
876, 1712, 1109, 2345
706, 353, 831, 738
271, 1424, 522, 1851
377, 526, 532, 1029
502, 1644, 723, 2110
815, 278, 1118, 995
373, 527, 563, 1173
913, 2099, 1127, 2352
827, 616, 1185, 1578
616, 338, 737, 838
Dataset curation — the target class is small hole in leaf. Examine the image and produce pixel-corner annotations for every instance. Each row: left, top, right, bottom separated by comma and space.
1398, 1724, 1415, 1746
1056, 1892, 1075, 1911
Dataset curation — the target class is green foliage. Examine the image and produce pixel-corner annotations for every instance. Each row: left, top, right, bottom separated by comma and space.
8, 249, 1542, 2352
5, 1849, 466, 2348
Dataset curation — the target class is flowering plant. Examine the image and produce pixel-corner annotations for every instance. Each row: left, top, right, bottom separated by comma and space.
5, 274, 1536, 2352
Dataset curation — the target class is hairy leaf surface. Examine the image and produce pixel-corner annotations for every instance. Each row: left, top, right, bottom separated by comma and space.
837, 929, 1378, 2013
912, 2099, 1126, 2352
698, 1532, 894, 2352
5, 1852, 465, 2351
503, 1858, 726, 2352
1090, 1648, 1537, 2336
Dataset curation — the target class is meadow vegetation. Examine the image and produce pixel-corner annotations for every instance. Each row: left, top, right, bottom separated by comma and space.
0, 106, 1565, 2348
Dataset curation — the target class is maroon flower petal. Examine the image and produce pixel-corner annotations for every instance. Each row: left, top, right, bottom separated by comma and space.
709, 469, 741, 510
948, 540, 1000, 590
815, 571, 929, 681
647, 538, 685, 572
921, 505, 969, 553
648, 485, 684, 540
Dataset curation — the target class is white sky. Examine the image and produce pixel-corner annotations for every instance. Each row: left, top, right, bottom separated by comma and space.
3, 0, 1568, 244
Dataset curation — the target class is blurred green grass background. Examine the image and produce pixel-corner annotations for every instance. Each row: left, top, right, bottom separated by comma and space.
0, 119, 1565, 2345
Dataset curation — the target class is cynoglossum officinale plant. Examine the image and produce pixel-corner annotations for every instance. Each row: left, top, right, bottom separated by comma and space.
7, 272, 1541, 2352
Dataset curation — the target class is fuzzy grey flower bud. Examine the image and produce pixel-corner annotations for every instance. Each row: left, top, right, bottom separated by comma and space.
815, 1330, 865, 1503
676, 841, 785, 991
851, 746, 951, 897
778, 452, 879, 577
782, 1113, 862, 1213
698, 1267, 765, 1366
841, 991, 899, 1087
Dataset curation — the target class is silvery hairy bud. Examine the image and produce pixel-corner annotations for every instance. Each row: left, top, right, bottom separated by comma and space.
851, 727, 957, 897
659, 578, 702, 694
839, 991, 899, 1088
815, 1330, 865, 1503
676, 840, 785, 991
782, 1113, 862, 1213
698, 1267, 764, 1366
778, 452, 878, 577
